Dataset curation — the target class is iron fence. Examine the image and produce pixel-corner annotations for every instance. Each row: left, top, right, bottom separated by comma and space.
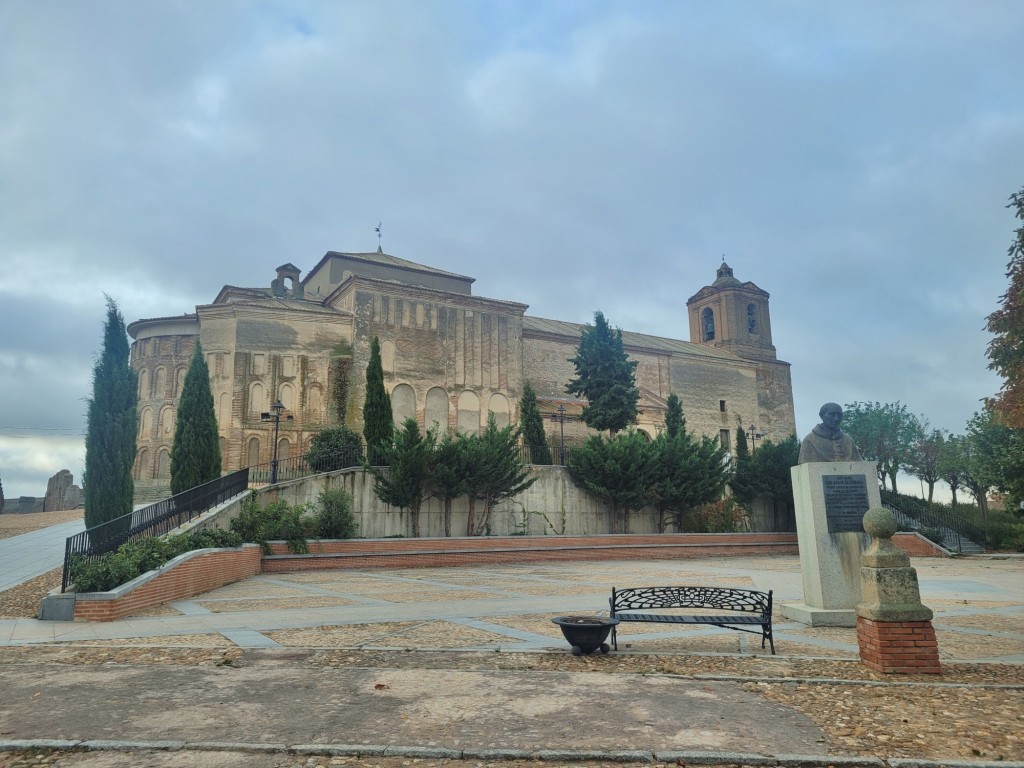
247, 446, 366, 486
880, 488, 987, 553
61, 469, 249, 593
515, 444, 577, 466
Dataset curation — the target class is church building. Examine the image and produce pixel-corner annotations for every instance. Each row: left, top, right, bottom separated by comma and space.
127, 250, 795, 497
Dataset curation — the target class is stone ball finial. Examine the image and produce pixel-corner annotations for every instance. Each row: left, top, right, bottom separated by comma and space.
863, 507, 897, 540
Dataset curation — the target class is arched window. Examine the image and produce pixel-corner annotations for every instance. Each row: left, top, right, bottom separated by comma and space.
176, 367, 187, 396
154, 367, 167, 398
136, 448, 150, 480
138, 368, 149, 400
747, 303, 759, 334
159, 406, 175, 438
457, 391, 481, 435
391, 383, 416, 425
701, 308, 715, 341
279, 382, 295, 411
157, 449, 170, 479
247, 437, 261, 467
139, 407, 153, 439
249, 382, 266, 419
381, 339, 396, 375
488, 393, 510, 429
278, 437, 291, 461
425, 387, 450, 431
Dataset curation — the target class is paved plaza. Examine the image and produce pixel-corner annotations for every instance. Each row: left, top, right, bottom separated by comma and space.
1, 522, 1022, 767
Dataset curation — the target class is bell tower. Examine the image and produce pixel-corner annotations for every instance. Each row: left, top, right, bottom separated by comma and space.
686, 261, 777, 362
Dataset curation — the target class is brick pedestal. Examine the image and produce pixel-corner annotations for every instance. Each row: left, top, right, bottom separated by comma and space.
856, 616, 941, 674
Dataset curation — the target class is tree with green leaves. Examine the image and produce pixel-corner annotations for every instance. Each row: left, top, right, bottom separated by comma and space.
84, 297, 138, 529
730, 427, 799, 531
519, 381, 551, 465
841, 401, 922, 492
906, 426, 946, 506
305, 426, 363, 472
964, 406, 1024, 517
939, 435, 966, 509
462, 413, 536, 536
986, 186, 1024, 430
363, 336, 393, 465
169, 341, 222, 495
750, 436, 801, 531
566, 311, 639, 435
664, 392, 684, 439
368, 418, 435, 537
730, 421, 757, 506
650, 394, 731, 532
568, 430, 654, 534
428, 430, 466, 537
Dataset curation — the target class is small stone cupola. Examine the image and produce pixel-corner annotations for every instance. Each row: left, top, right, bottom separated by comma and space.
686, 260, 776, 361
271, 263, 304, 299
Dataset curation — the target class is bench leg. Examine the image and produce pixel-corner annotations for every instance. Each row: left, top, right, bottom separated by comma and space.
611, 624, 618, 651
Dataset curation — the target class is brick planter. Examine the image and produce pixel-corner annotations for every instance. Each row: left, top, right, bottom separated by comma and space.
70, 545, 263, 622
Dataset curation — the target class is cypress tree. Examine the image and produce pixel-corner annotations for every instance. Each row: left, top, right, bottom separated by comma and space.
84, 297, 138, 529
519, 381, 552, 465
0, 472, 4, 513
664, 392, 684, 438
170, 341, 222, 495
363, 336, 393, 465
566, 311, 639, 434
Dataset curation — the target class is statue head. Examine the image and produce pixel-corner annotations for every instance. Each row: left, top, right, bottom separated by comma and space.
818, 402, 843, 432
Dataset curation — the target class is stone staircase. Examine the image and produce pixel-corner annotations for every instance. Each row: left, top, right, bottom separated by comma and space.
884, 502, 985, 555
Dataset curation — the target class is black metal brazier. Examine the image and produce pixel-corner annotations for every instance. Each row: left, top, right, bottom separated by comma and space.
551, 615, 619, 655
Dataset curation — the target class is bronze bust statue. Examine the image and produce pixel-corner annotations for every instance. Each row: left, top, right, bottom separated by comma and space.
798, 402, 863, 464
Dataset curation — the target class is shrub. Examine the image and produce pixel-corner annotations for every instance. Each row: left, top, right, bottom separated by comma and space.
918, 526, 948, 547
314, 488, 357, 539
305, 426, 363, 472
982, 512, 1024, 551
69, 528, 243, 593
229, 493, 311, 554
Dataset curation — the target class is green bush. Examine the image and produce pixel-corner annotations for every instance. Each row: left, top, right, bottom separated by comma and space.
981, 512, 1024, 551
305, 426, 363, 472
918, 526, 948, 547
70, 528, 242, 593
229, 494, 312, 554
314, 488, 357, 539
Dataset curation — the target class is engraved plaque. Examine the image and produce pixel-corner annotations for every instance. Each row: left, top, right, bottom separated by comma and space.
822, 474, 869, 533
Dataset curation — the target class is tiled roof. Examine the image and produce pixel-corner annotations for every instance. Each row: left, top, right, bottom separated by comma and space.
523, 316, 739, 360
319, 251, 474, 283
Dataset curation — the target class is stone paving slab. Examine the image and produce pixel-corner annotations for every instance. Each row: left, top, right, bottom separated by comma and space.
0, 665, 831, 756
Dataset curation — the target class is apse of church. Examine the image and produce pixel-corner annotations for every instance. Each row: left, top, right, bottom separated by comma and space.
127, 250, 795, 498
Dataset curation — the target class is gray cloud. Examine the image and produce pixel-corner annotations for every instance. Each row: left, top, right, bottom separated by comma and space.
1, 1, 1019, 497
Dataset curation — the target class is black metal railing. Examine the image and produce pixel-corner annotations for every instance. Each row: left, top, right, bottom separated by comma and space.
248, 446, 365, 487
515, 444, 577, 466
61, 469, 249, 593
880, 489, 987, 553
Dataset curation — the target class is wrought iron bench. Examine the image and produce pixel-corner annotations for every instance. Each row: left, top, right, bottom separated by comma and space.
609, 586, 775, 654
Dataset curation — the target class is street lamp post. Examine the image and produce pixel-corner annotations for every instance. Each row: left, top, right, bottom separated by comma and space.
261, 400, 287, 485
550, 405, 568, 465
748, 424, 764, 452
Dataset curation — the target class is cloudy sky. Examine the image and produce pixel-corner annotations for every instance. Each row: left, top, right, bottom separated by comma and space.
1, 1, 1021, 500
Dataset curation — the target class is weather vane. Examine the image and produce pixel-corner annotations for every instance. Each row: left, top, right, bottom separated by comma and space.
375, 221, 383, 250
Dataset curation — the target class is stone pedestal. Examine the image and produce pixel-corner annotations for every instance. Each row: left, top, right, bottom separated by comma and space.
781, 461, 879, 627
855, 507, 941, 674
